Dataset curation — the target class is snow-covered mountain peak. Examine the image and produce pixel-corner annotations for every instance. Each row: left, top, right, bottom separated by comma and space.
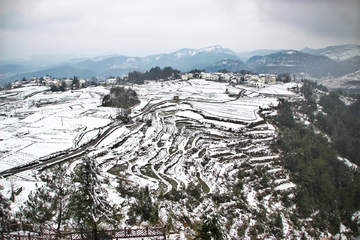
173, 45, 236, 58
198, 45, 236, 55
282, 50, 298, 55
199, 45, 223, 52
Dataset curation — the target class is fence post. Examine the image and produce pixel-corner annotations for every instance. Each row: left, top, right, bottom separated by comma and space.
28, 232, 31, 240
164, 225, 167, 240
124, 228, 126, 237
18, 232, 20, 240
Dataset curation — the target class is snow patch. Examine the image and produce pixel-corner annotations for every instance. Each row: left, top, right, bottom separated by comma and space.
275, 182, 296, 191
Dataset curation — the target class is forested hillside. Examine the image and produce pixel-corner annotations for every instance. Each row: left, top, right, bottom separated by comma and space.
272, 81, 360, 237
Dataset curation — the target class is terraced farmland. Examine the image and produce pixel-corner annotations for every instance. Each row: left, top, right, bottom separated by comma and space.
92, 80, 303, 238
1, 80, 305, 239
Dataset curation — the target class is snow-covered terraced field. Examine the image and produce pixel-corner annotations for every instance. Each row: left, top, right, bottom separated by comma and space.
0, 86, 114, 171
92, 80, 303, 238
1, 80, 306, 239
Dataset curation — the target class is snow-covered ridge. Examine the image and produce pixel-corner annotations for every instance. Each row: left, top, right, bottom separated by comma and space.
317, 44, 360, 62
282, 50, 297, 55
174, 45, 237, 59
317, 69, 360, 90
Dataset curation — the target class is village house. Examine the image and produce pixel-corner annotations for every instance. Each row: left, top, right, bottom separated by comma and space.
208, 74, 219, 81
79, 79, 87, 88
52, 79, 62, 86
259, 74, 266, 81
106, 77, 117, 85
243, 73, 278, 88
200, 72, 220, 81
181, 73, 193, 80
43, 76, 53, 86
11, 80, 22, 88
230, 77, 239, 84
265, 74, 277, 84
200, 72, 208, 79
122, 75, 128, 82
218, 73, 231, 82
64, 78, 73, 88
247, 80, 264, 88
29, 77, 38, 84
246, 75, 264, 88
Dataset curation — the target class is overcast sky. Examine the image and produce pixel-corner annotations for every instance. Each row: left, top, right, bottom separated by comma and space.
1, 0, 359, 60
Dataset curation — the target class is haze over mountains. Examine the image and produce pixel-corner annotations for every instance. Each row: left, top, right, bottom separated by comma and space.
1, 44, 360, 86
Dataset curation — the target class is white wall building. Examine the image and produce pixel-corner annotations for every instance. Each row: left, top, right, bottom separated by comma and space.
106, 77, 117, 85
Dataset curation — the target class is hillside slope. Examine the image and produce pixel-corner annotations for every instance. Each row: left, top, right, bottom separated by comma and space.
246, 50, 342, 78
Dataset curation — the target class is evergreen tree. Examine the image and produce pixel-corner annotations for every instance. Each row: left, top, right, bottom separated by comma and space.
195, 212, 224, 240
128, 186, 158, 224
24, 165, 72, 230
271, 212, 283, 239
59, 80, 67, 91
72, 76, 79, 89
24, 184, 54, 226
0, 186, 12, 231
127, 66, 180, 83
277, 73, 291, 83
101, 87, 140, 120
69, 157, 113, 239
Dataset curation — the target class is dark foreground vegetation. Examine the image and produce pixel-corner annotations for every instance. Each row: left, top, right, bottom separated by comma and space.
272, 80, 360, 237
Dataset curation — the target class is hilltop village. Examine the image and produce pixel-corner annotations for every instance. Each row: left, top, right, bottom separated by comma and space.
9, 70, 284, 91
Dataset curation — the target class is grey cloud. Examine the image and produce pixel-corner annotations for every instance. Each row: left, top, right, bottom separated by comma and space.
0, 0, 359, 60
257, 0, 360, 42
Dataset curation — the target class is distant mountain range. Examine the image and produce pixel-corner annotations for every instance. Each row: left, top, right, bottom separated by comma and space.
1, 44, 360, 86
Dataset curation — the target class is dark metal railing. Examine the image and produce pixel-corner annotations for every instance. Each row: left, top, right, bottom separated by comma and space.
1, 223, 167, 240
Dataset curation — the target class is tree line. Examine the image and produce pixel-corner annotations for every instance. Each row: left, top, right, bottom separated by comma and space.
126, 66, 181, 84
